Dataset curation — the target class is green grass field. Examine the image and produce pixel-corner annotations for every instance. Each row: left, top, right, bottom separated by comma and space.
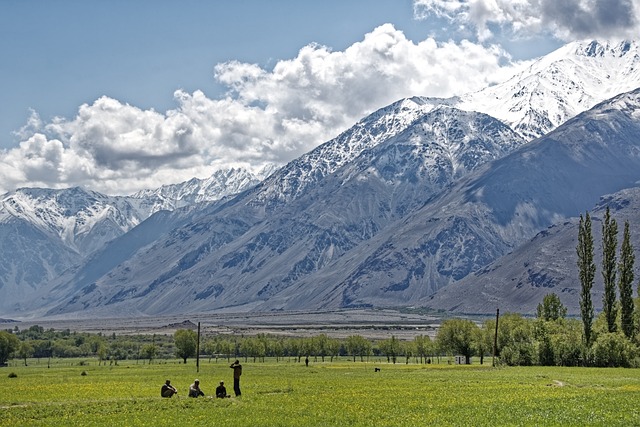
2, 358, 640, 426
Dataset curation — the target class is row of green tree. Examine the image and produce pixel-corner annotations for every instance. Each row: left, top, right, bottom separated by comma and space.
0, 325, 176, 366
2, 298, 640, 368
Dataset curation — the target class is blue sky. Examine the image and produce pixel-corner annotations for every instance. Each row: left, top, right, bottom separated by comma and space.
1, 0, 422, 144
0, 0, 636, 194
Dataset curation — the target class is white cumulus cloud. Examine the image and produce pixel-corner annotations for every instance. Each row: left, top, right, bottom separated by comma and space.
0, 24, 525, 195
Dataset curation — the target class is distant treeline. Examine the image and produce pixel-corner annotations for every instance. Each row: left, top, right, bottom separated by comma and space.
2, 298, 640, 368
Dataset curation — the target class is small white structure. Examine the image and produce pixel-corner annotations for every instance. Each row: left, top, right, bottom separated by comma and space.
454, 355, 470, 365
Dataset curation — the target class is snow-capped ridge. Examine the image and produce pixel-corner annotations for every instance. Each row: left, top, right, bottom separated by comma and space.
1, 186, 142, 251
131, 167, 263, 211
0, 167, 266, 314
456, 39, 640, 140
576, 40, 634, 58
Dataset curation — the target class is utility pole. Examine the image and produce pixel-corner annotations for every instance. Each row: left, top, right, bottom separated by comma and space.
492, 308, 499, 367
196, 322, 201, 373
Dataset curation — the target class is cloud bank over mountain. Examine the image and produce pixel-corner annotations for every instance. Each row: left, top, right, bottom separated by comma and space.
0, 24, 525, 195
414, 0, 640, 41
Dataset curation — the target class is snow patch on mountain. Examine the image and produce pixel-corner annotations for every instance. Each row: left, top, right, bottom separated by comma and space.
250, 97, 447, 208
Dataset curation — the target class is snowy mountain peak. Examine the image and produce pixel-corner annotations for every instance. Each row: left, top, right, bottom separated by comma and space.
131, 167, 263, 211
248, 97, 440, 208
0, 167, 265, 258
574, 40, 635, 58
0, 187, 145, 252
456, 39, 640, 141
180, 39, 640, 212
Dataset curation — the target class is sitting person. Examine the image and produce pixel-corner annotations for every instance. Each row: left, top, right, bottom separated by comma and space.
188, 379, 205, 398
216, 380, 229, 398
161, 379, 178, 398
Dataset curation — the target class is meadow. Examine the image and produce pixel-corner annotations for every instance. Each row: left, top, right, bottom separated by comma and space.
2, 357, 640, 426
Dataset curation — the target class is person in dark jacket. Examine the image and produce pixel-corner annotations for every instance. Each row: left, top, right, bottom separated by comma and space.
230, 360, 242, 396
216, 381, 229, 398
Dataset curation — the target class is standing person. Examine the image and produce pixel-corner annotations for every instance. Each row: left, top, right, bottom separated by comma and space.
161, 379, 178, 398
305, 356, 309, 367
188, 379, 205, 398
230, 359, 242, 397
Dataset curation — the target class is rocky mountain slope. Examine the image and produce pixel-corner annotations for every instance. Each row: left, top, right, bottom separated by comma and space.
42, 106, 526, 317
51, 89, 640, 314
281, 88, 640, 313
424, 187, 640, 316
44, 87, 640, 317
0, 168, 263, 313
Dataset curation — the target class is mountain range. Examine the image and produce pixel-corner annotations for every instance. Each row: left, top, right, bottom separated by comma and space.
0, 168, 263, 313
3, 39, 640, 318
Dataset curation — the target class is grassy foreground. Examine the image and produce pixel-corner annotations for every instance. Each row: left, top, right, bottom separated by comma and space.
2, 358, 640, 426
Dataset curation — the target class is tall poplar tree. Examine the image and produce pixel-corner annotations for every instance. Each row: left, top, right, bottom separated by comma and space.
601, 206, 618, 333
577, 212, 596, 346
618, 220, 635, 339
